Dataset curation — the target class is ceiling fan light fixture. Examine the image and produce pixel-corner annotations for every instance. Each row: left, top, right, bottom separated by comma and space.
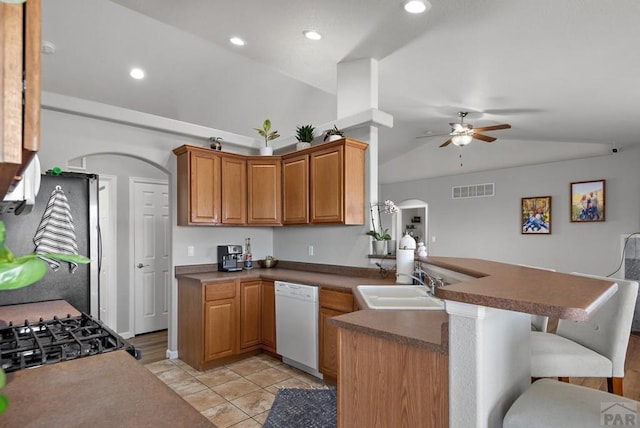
404, 1, 431, 14
452, 135, 473, 146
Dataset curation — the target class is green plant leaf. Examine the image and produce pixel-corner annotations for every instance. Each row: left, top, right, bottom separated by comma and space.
263, 119, 272, 133
0, 255, 48, 290
0, 394, 7, 415
43, 253, 91, 264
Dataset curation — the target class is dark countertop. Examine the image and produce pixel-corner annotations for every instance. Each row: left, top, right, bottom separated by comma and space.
1, 350, 213, 427
330, 309, 448, 354
427, 257, 617, 321
176, 265, 395, 291
0, 300, 81, 327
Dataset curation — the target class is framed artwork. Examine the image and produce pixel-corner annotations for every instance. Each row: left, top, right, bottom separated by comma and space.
570, 179, 605, 222
521, 196, 552, 234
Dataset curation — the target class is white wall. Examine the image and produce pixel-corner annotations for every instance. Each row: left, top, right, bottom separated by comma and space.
381, 147, 640, 275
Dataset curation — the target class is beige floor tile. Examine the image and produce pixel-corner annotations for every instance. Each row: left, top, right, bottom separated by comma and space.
244, 367, 292, 388
212, 378, 262, 401
197, 367, 242, 387
156, 366, 193, 385
231, 389, 276, 417
295, 372, 326, 388
144, 359, 176, 374
274, 363, 305, 378
173, 358, 203, 376
226, 357, 273, 376
183, 389, 227, 412
229, 418, 262, 427
201, 402, 250, 428
168, 377, 209, 396
253, 409, 271, 425
253, 353, 282, 366
264, 377, 316, 395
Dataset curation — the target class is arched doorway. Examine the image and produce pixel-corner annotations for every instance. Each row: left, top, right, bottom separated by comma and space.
72, 153, 171, 339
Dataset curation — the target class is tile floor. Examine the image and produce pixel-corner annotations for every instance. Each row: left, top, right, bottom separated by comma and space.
145, 354, 329, 427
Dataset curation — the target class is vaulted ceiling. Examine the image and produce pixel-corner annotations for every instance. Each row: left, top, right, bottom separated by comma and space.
41, 1, 640, 183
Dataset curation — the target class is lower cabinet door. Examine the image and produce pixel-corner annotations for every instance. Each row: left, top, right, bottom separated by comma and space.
261, 280, 277, 352
204, 298, 236, 361
240, 281, 262, 350
319, 307, 345, 378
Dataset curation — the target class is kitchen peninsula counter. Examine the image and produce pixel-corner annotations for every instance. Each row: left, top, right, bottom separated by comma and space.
427, 256, 617, 321
2, 350, 213, 427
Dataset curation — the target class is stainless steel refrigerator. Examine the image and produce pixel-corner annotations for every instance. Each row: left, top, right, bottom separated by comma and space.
0, 173, 100, 315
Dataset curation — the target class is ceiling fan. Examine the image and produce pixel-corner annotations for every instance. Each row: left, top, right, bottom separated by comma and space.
419, 112, 511, 148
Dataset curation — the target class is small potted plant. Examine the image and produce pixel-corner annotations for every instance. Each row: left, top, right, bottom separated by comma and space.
323, 125, 345, 142
295, 124, 315, 150
254, 119, 280, 155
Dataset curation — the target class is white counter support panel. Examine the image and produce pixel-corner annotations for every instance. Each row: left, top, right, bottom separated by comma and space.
446, 300, 531, 428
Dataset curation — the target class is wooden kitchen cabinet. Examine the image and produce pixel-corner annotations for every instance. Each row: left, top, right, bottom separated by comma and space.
220, 154, 247, 224
178, 278, 239, 370
282, 154, 309, 224
319, 288, 355, 379
247, 157, 282, 225
240, 280, 262, 350
239, 279, 277, 352
173, 145, 246, 225
174, 146, 221, 224
310, 138, 367, 224
0, 0, 41, 199
261, 280, 276, 352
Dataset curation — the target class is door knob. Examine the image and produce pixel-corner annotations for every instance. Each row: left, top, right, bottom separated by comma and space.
136, 263, 149, 269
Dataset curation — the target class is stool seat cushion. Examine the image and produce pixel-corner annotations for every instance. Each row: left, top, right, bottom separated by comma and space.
504, 379, 638, 428
531, 331, 612, 377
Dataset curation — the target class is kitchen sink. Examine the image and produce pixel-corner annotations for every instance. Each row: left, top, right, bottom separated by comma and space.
356, 285, 445, 310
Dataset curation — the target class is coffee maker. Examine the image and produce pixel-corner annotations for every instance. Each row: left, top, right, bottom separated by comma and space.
217, 245, 243, 272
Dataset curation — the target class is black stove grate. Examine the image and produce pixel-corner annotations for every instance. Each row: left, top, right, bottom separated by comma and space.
0, 313, 139, 372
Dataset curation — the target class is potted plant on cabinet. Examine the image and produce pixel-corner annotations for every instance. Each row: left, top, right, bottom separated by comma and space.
254, 119, 280, 155
323, 125, 345, 142
295, 124, 315, 150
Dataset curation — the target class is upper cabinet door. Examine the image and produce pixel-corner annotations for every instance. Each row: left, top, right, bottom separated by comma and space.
173, 145, 221, 225
310, 145, 344, 224
309, 138, 367, 225
0, 0, 41, 198
247, 157, 282, 225
220, 154, 247, 225
282, 154, 309, 225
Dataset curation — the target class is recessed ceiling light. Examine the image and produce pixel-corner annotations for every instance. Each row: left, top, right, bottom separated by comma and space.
303, 30, 322, 41
404, 0, 431, 14
229, 37, 245, 46
130, 68, 145, 80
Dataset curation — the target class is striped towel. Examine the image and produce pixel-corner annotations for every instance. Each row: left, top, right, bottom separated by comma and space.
33, 185, 79, 273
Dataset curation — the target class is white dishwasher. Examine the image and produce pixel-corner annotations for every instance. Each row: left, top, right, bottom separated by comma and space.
274, 281, 322, 379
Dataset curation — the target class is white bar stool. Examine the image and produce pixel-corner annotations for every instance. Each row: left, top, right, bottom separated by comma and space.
504, 379, 638, 428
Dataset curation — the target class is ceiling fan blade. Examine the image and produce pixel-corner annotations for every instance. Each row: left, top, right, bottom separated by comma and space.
473, 124, 511, 132
439, 138, 453, 147
473, 133, 497, 143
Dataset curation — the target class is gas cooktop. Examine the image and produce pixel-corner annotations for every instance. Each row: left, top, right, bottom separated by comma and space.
0, 313, 139, 372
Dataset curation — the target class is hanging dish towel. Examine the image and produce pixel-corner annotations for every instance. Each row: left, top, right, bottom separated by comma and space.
33, 185, 79, 273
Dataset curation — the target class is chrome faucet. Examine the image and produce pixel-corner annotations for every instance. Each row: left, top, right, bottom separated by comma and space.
396, 272, 437, 296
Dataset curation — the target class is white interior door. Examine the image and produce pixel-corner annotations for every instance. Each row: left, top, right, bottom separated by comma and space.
133, 179, 170, 334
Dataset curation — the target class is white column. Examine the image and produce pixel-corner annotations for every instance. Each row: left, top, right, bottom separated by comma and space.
336, 59, 381, 255
337, 58, 379, 117
446, 301, 531, 428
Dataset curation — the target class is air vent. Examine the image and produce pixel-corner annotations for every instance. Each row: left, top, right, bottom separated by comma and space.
452, 183, 494, 199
